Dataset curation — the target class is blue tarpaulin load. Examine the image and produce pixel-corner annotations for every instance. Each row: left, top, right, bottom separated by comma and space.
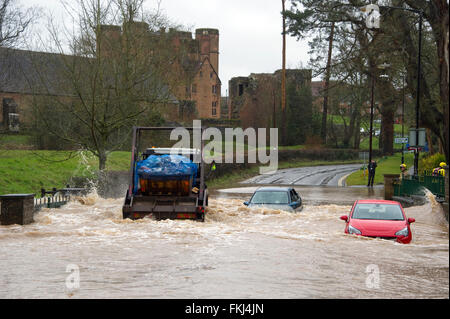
134, 154, 198, 194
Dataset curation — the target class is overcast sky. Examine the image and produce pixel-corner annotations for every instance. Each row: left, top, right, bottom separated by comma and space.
25, 0, 312, 95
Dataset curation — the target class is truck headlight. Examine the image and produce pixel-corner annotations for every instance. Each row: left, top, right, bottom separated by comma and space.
348, 225, 362, 235
395, 227, 409, 237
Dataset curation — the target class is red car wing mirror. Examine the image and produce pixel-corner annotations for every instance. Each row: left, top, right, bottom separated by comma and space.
407, 217, 415, 224
340, 215, 348, 222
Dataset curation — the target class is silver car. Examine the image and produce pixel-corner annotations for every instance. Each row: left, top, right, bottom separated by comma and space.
243, 187, 303, 212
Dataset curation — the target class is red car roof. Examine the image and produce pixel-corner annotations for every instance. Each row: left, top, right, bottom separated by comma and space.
355, 199, 401, 205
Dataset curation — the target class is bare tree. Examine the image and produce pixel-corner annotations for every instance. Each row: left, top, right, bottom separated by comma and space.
31, 0, 187, 170
0, 0, 37, 48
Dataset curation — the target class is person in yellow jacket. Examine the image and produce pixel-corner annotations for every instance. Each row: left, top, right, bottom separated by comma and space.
438, 162, 446, 176
400, 163, 408, 180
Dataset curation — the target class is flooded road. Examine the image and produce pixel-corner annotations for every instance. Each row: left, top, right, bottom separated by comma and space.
0, 189, 448, 299
242, 164, 362, 186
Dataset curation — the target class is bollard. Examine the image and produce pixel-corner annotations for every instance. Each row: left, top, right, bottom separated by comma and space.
0, 194, 35, 225
383, 174, 399, 200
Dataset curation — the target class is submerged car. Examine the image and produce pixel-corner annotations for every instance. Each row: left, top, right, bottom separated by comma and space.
340, 199, 415, 244
243, 187, 303, 212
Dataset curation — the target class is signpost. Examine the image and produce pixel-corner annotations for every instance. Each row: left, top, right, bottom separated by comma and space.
408, 128, 426, 148
359, 151, 369, 177
395, 137, 408, 144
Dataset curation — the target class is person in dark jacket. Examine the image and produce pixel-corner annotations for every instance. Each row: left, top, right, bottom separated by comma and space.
367, 160, 377, 187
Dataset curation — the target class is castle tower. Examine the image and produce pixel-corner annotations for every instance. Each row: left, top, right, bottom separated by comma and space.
97, 25, 122, 58
195, 28, 219, 74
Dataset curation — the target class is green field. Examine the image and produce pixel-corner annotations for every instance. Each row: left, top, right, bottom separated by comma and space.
0, 150, 130, 195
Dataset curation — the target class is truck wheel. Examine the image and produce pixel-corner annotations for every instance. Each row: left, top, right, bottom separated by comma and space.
197, 212, 205, 222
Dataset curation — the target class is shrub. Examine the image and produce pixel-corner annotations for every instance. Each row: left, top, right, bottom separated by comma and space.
419, 153, 446, 174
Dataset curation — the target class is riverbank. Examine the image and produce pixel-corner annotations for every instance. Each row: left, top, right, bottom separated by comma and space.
0, 150, 130, 195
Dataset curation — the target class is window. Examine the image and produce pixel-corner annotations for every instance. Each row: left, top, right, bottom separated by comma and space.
352, 203, 404, 220
212, 101, 217, 116
212, 85, 217, 94
238, 84, 244, 96
251, 191, 289, 204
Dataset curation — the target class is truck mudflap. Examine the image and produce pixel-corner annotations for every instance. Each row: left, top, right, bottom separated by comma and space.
123, 208, 205, 221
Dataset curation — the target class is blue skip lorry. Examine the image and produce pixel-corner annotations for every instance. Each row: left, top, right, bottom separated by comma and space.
122, 126, 208, 221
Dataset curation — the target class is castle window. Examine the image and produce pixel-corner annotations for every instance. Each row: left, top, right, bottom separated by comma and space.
238, 84, 244, 96
210, 72, 213, 79
212, 108, 217, 116
212, 85, 217, 94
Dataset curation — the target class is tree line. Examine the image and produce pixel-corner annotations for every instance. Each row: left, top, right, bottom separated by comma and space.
284, 0, 449, 163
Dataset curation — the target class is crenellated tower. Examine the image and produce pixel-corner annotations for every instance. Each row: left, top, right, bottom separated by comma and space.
195, 28, 219, 74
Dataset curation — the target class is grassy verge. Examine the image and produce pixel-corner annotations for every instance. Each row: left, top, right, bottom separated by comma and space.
345, 152, 414, 186
0, 150, 130, 195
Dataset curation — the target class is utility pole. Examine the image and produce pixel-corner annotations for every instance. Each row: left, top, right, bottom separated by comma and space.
321, 21, 335, 145
401, 72, 405, 165
413, 12, 423, 177
369, 68, 375, 165
281, 0, 287, 145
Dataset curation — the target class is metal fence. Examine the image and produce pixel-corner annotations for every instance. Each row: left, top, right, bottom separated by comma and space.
394, 172, 445, 199
34, 194, 71, 211
33, 187, 87, 212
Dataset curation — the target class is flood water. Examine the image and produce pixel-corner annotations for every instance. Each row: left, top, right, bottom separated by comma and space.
0, 189, 448, 299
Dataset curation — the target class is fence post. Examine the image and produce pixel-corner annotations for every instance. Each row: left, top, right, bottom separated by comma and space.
384, 174, 399, 200
0, 194, 35, 225
444, 165, 449, 221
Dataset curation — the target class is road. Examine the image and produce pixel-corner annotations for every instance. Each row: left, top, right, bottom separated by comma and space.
241, 163, 362, 186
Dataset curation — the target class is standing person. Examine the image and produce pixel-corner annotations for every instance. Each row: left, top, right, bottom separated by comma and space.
400, 163, 408, 180
438, 162, 446, 176
367, 160, 377, 187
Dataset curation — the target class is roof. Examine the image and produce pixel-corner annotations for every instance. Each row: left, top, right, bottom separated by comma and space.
356, 199, 401, 205
0, 47, 73, 96
0, 47, 179, 103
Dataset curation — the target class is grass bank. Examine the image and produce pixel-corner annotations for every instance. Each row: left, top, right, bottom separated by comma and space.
0, 150, 130, 195
345, 152, 414, 186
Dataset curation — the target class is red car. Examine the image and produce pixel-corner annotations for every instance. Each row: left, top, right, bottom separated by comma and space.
340, 199, 415, 244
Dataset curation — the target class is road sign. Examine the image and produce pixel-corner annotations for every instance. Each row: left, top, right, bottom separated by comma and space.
359, 152, 369, 160
408, 128, 426, 147
395, 137, 408, 144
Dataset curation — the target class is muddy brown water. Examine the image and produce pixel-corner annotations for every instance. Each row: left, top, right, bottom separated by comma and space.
0, 189, 448, 299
